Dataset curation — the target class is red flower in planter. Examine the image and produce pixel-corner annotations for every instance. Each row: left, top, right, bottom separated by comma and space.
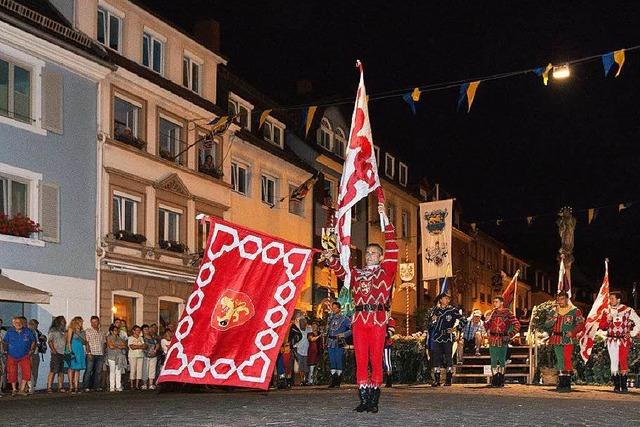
0, 213, 42, 238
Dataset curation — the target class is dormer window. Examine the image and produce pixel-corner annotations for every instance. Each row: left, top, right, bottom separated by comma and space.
385, 153, 395, 179
182, 52, 202, 94
97, 5, 122, 52
263, 118, 285, 148
228, 93, 252, 131
318, 118, 332, 151
334, 128, 346, 158
399, 162, 408, 186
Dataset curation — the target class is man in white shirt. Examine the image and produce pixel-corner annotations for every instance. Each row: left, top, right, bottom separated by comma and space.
295, 318, 312, 386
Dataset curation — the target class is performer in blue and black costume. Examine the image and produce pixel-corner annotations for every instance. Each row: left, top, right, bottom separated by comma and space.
428, 292, 466, 386
326, 301, 351, 388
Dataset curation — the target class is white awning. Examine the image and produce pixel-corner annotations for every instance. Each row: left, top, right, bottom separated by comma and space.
0, 274, 51, 304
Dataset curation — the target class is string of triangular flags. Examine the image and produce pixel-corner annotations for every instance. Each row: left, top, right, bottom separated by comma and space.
469, 201, 635, 232
251, 44, 638, 132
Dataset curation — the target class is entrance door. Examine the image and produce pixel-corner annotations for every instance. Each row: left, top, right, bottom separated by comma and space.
159, 299, 181, 333
113, 294, 137, 330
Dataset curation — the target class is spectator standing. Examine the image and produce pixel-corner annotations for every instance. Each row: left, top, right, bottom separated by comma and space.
306, 321, 323, 385
27, 319, 47, 393
287, 319, 303, 387
141, 324, 159, 390
127, 325, 146, 390
296, 318, 311, 386
65, 316, 87, 394
106, 324, 127, 392
46, 316, 67, 393
3, 316, 36, 395
83, 316, 105, 392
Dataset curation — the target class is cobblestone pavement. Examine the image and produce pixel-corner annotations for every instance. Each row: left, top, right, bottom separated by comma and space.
2, 384, 639, 427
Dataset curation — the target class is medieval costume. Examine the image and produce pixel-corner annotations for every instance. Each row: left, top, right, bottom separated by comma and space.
599, 301, 640, 393
485, 308, 520, 387
327, 223, 398, 413
545, 300, 584, 392
326, 310, 351, 388
383, 317, 396, 388
428, 299, 466, 386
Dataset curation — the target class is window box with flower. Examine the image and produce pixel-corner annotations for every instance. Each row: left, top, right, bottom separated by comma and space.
0, 213, 42, 238
158, 239, 188, 253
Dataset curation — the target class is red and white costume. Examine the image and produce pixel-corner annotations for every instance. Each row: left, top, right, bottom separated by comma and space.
599, 304, 640, 374
328, 224, 398, 387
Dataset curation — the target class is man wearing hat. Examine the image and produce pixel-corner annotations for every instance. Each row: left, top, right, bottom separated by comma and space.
458, 309, 486, 363
428, 293, 466, 386
485, 296, 520, 387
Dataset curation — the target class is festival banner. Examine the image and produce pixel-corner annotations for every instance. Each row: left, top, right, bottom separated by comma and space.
579, 260, 610, 362
419, 199, 454, 281
158, 217, 314, 390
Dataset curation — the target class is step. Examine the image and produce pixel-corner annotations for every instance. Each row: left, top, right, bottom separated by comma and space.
453, 373, 528, 378
456, 364, 529, 368
463, 354, 528, 360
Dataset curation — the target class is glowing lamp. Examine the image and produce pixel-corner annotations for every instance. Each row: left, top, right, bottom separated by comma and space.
552, 64, 570, 79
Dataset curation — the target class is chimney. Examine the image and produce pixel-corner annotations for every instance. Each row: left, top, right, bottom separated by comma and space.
193, 19, 221, 53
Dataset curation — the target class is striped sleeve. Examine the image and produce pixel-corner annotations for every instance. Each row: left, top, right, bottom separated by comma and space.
327, 257, 347, 280
381, 223, 398, 278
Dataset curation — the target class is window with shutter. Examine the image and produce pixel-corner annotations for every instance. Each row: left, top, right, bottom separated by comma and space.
40, 182, 59, 242
41, 69, 63, 134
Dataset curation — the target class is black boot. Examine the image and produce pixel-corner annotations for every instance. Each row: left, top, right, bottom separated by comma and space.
385, 373, 393, 388
431, 371, 441, 387
277, 377, 287, 389
336, 374, 342, 388
328, 373, 337, 388
490, 374, 497, 387
621, 375, 629, 393
354, 387, 369, 412
368, 387, 381, 413
613, 374, 621, 392
499, 372, 506, 387
444, 371, 453, 386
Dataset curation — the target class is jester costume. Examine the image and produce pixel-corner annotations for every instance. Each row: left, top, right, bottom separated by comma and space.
598, 304, 640, 392
545, 303, 584, 392
484, 308, 520, 387
428, 303, 466, 386
327, 223, 398, 413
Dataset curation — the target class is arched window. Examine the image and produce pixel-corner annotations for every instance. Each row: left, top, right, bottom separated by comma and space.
317, 118, 332, 151
334, 127, 346, 158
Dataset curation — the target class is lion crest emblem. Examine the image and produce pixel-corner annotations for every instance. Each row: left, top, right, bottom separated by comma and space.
211, 289, 255, 331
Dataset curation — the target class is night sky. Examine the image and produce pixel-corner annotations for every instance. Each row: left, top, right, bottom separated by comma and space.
143, 0, 640, 293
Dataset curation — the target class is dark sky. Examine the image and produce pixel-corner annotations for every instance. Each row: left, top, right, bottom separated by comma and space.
143, 0, 640, 293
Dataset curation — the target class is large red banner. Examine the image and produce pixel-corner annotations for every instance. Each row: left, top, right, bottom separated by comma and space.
157, 217, 313, 389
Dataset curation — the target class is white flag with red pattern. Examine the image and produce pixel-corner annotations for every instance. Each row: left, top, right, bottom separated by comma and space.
579, 260, 609, 362
335, 61, 384, 289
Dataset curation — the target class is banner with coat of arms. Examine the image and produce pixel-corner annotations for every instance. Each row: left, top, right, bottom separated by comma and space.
419, 199, 453, 281
158, 217, 313, 390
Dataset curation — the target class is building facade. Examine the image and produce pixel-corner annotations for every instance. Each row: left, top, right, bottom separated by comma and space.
0, 0, 112, 387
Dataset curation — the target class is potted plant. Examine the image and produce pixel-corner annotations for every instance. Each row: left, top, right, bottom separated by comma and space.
159, 240, 188, 253
0, 213, 42, 238
529, 300, 558, 384
113, 229, 147, 244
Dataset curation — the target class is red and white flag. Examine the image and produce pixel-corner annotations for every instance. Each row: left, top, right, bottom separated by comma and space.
579, 260, 610, 362
335, 61, 384, 287
557, 258, 572, 299
158, 217, 313, 389
501, 269, 520, 313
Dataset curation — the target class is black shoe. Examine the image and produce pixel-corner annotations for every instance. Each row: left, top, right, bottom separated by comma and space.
328, 374, 337, 388
613, 374, 621, 392
490, 374, 497, 387
368, 387, 381, 414
621, 375, 629, 393
557, 375, 570, 393
444, 371, 452, 386
431, 371, 441, 387
384, 373, 393, 388
336, 374, 342, 388
354, 387, 369, 412
498, 373, 505, 388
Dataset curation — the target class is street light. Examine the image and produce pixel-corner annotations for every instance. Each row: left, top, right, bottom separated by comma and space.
552, 64, 570, 80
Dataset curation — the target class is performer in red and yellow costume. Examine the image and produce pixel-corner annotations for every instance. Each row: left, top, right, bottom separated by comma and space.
484, 296, 520, 387
599, 291, 640, 393
322, 203, 398, 414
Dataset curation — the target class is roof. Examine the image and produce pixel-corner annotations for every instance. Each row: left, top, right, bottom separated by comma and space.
108, 49, 224, 117
0, 0, 113, 67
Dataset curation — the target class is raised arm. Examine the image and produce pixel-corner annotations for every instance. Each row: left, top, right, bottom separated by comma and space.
381, 223, 398, 278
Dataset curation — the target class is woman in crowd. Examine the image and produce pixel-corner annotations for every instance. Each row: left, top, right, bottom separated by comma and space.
65, 316, 87, 394
46, 316, 67, 393
141, 324, 159, 390
106, 324, 127, 392
306, 321, 324, 385
127, 325, 146, 390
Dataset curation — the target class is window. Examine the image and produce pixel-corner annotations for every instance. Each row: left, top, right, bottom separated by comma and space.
158, 117, 183, 164
261, 174, 277, 207
0, 175, 28, 217
385, 153, 395, 178
231, 161, 249, 195
196, 215, 212, 250
0, 58, 31, 123
158, 298, 183, 334
399, 162, 408, 186
387, 204, 396, 226
318, 118, 332, 151
97, 6, 121, 51
263, 120, 284, 147
228, 95, 252, 130
322, 178, 335, 207
334, 128, 346, 158
401, 210, 410, 238
112, 192, 139, 233
182, 55, 201, 94
158, 207, 181, 242
142, 31, 164, 74
112, 294, 137, 326
198, 133, 221, 176
288, 184, 304, 216
351, 202, 360, 222
373, 145, 380, 166
113, 96, 141, 142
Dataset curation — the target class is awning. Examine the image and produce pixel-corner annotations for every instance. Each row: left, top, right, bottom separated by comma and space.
0, 274, 51, 304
